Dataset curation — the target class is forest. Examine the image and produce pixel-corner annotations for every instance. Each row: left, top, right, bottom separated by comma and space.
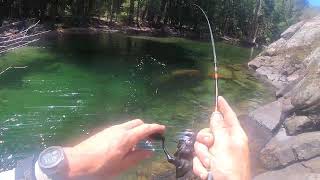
0, 0, 312, 44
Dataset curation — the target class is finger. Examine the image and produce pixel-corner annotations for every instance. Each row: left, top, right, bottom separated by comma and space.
217, 96, 240, 127
196, 128, 214, 148
194, 142, 212, 168
193, 157, 208, 180
210, 111, 225, 131
118, 119, 144, 129
128, 124, 165, 146
120, 150, 152, 171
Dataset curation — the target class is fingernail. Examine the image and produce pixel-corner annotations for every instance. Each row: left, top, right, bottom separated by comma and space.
210, 112, 223, 123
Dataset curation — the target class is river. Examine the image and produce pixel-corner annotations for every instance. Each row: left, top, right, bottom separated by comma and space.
0, 32, 274, 179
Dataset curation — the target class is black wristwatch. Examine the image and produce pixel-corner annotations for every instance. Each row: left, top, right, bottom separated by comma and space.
37, 146, 69, 180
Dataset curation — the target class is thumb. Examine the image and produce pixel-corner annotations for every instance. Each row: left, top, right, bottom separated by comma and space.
210, 111, 225, 132
209, 111, 229, 152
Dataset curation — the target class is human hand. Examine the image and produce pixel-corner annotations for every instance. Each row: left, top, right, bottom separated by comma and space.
63, 119, 165, 179
193, 97, 250, 180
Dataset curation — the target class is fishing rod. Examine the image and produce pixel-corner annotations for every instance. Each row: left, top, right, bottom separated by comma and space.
139, 4, 219, 180
192, 5, 219, 179
192, 4, 219, 113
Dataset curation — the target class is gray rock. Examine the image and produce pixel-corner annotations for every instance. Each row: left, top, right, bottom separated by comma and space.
249, 15, 320, 180
248, 56, 271, 70
276, 77, 303, 98
281, 21, 305, 40
254, 172, 320, 180
254, 157, 320, 180
287, 48, 320, 115
260, 131, 320, 169
249, 54, 304, 88
302, 157, 320, 173
285, 16, 320, 50
263, 38, 287, 56
249, 100, 283, 132
284, 115, 320, 135
248, 16, 320, 89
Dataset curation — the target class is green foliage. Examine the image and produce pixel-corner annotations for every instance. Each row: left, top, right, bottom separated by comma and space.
0, 0, 310, 44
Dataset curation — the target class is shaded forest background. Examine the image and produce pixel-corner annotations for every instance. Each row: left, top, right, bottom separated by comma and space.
0, 0, 319, 44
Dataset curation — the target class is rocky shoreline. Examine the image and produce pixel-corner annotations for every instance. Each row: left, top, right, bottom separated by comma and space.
248, 15, 320, 180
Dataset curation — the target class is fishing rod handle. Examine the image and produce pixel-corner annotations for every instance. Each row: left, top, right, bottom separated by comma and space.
207, 172, 214, 180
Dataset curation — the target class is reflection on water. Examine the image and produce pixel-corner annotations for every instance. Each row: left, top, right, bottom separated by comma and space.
0, 33, 273, 178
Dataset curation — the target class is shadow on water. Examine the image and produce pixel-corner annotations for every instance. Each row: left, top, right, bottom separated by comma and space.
44, 33, 200, 72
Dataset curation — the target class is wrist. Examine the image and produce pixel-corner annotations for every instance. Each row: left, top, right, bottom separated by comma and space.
63, 147, 91, 179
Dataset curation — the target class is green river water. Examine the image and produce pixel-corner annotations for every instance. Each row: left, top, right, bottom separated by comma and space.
0, 33, 273, 178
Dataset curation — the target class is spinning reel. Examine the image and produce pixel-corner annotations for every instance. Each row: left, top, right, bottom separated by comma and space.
150, 130, 196, 178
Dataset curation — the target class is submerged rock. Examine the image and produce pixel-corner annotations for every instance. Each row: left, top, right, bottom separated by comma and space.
260, 130, 320, 169
254, 157, 320, 180
158, 66, 236, 85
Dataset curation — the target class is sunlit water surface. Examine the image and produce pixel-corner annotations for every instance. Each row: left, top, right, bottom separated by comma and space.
0, 33, 273, 179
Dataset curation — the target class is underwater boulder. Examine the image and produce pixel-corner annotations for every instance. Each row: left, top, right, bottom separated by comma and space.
158, 69, 203, 83
158, 67, 235, 85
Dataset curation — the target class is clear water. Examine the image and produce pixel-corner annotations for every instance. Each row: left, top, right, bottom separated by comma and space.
0, 33, 273, 178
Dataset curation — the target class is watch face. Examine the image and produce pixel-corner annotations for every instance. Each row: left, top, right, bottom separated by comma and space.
39, 146, 64, 169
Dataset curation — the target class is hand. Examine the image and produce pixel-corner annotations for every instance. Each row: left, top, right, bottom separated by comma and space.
63, 119, 165, 179
193, 97, 250, 180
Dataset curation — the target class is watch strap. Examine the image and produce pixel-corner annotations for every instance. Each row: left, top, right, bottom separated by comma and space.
15, 155, 37, 180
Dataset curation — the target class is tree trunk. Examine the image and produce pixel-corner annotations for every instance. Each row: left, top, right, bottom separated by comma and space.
248, 0, 262, 45
88, 0, 95, 17
109, 0, 114, 23
136, 0, 140, 27
141, 0, 149, 21
128, 0, 135, 25
160, 0, 168, 25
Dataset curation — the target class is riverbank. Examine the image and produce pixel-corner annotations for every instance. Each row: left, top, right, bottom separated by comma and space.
56, 27, 242, 47
248, 15, 320, 180
38, 17, 242, 46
